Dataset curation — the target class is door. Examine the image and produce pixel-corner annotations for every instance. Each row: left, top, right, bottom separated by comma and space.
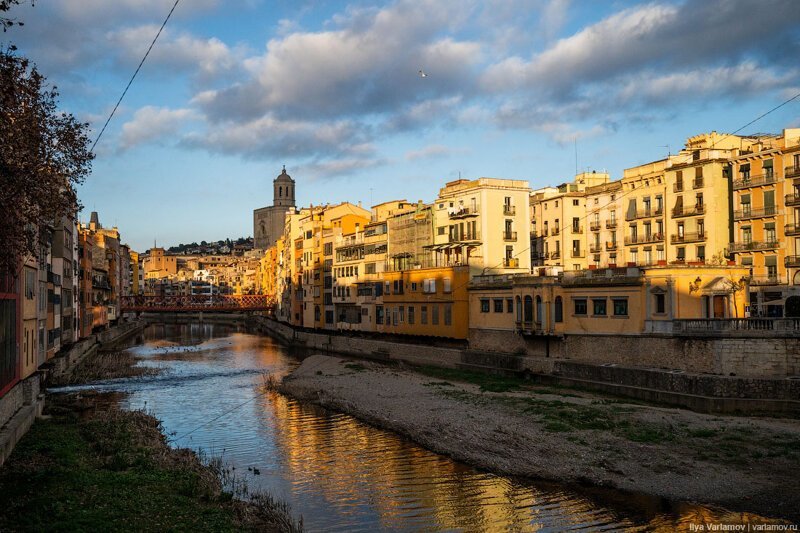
713, 295, 726, 318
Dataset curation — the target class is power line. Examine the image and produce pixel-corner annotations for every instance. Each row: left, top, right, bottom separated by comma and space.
90, 0, 181, 153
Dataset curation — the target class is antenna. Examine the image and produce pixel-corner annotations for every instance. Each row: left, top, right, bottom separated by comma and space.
574, 137, 578, 175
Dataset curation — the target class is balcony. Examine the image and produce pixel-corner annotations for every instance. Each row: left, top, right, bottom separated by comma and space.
785, 193, 800, 206
728, 240, 780, 252
673, 182, 684, 193
750, 276, 781, 286
692, 177, 704, 189
449, 205, 479, 219
733, 206, 778, 220
605, 242, 617, 250
589, 222, 601, 231
786, 256, 800, 268
570, 249, 585, 258
531, 251, 547, 260
732, 172, 777, 189
448, 230, 482, 243
785, 223, 800, 236
670, 232, 706, 244
625, 208, 663, 221
503, 205, 516, 216
552, 228, 560, 236
785, 166, 800, 179
624, 233, 664, 245
503, 231, 518, 241
605, 220, 618, 229
550, 251, 561, 260
589, 244, 603, 253
571, 225, 583, 234
47, 271, 62, 285
503, 257, 520, 268
672, 204, 705, 218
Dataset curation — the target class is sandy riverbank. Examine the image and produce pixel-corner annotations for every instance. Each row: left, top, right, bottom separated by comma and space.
281, 354, 800, 522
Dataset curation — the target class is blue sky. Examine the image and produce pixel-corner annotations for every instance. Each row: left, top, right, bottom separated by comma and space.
5, 0, 800, 251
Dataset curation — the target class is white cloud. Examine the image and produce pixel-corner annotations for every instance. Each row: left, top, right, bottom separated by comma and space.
405, 144, 468, 161
120, 106, 198, 150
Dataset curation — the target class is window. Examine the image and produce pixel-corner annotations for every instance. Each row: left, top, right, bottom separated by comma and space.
593, 299, 607, 316
765, 255, 778, 279
408, 306, 415, 324
494, 299, 504, 313
376, 306, 384, 325
411, 282, 417, 291
25, 269, 35, 299
444, 304, 452, 326
421, 306, 428, 324
480, 299, 490, 313
443, 278, 452, 293
432, 305, 439, 325
399, 306, 405, 323
613, 299, 629, 316
697, 245, 705, 262
555, 296, 563, 322
423, 278, 437, 293
523, 296, 533, 322
515, 296, 522, 322
506, 298, 513, 313
655, 293, 666, 314
574, 298, 587, 315
573, 199, 579, 206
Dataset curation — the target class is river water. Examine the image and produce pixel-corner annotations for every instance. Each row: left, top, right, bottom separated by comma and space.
58, 323, 766, 531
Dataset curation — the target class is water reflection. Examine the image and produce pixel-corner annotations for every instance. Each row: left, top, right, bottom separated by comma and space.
60, 323, 781, 531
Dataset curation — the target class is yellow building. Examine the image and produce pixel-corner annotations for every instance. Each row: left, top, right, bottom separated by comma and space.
531, 172, 609, 272
729, 129, 800, 316
469, 265, 750, 338
129, 250, 141, 295
432, 178, 531, 276
380, 265, 470, 339
619, 160, 667, 267
584, 180, 622, 269
142, 247, 177, 280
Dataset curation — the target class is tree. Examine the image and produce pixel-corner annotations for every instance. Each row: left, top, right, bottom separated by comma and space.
0, 1, 32, 32
0, 46, 94, 275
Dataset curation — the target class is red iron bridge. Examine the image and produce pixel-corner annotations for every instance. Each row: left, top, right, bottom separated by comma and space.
121, 294, 274, 313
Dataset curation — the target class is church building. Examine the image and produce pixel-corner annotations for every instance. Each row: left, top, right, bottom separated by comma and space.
253, 167, 295, 250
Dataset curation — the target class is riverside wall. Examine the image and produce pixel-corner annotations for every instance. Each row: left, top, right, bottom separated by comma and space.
0, 319, 146, 467
250, 316, 799, 414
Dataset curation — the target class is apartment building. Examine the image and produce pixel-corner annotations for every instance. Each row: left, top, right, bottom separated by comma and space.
531, 172, 609, 271
432, 178, 531, 276
619, 160, 668, 268
584, 181, 622, 269
729, 129, 800, 316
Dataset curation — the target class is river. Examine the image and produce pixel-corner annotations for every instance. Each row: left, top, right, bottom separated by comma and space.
58, 322, 764, 531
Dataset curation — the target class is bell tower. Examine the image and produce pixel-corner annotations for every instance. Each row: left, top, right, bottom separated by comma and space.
273, 165, 296, 207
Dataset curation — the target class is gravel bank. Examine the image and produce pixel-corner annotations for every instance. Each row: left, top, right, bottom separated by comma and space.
281, 354, 800, 522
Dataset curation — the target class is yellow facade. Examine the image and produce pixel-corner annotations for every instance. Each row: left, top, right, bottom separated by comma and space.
620, 160, 668, 267
469, 265, 749, 336
142, 247, 177, 279
531, 172, 609, 272
728, 129, 800, 315
584, 181, 622, 269
380, 265, 469, 339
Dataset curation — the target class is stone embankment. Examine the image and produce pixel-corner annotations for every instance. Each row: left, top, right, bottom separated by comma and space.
281, 354, 800, 522
0, 319, 146, 466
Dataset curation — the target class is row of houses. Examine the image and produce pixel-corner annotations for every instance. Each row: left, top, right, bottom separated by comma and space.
254, 128, 800, 341
1, 211, 132, 401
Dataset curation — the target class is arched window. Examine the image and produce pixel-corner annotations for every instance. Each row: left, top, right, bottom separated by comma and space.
279, 186, 283, 197
523, 295, 533, 323
555, 296, 563, 323
535, 295, 542, 324
515, 296, 522, 323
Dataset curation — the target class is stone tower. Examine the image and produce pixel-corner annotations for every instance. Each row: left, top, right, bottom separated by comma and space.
253, 167, 297, 250
273, 166, 295, 208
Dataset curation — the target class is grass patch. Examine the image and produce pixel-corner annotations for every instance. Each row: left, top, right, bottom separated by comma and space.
423, 381, 455, 387
623, 425, 676, 444
52, 350, 160, 386
344, 363, 367, 372
416, 366, 523, 393
0, 395, 302, 532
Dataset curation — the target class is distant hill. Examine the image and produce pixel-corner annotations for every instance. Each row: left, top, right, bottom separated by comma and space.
166, 236, 253, 255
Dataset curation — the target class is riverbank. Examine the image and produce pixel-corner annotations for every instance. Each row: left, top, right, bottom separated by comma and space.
0, 393, 302, 532
281, 354, 800, 523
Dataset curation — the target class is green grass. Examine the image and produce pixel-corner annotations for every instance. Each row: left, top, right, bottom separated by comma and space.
416, 365, 524, 393
0, 399, 298, 532
344, 363, 367, 372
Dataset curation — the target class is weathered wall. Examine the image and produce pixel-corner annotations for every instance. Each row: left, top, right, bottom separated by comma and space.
469, 328, 800, 379
252, 316, 462, 368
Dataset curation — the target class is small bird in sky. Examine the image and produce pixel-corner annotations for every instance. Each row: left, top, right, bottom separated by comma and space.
418, 69, 427, 78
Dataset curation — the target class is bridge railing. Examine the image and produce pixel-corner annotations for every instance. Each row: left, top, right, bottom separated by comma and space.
121, 294, 274, 312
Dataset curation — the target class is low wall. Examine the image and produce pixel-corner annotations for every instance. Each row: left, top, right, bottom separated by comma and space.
0, 373, 43, 467
137, 312, 248, 324
468, 328, 800, 379
251, 317, 462, 368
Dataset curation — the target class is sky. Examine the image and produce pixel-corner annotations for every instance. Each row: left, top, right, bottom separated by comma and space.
4, 0, 800, 252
